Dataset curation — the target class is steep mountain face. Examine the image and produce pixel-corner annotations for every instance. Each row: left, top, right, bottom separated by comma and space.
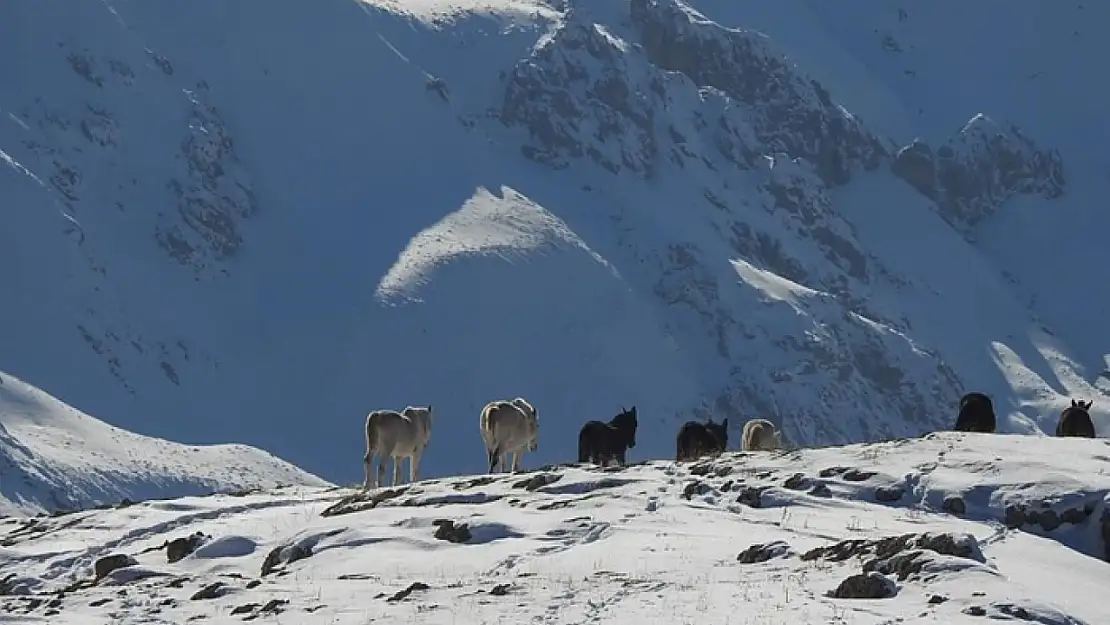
2, 0, 1108, 483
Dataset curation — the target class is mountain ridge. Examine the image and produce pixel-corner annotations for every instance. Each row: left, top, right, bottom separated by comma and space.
2, 0, 1107, 484
0, 371, 330, 516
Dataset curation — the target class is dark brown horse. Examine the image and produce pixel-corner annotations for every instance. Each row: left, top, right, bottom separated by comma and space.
577, 406, 638, 466
1056, 399, 1095, 438
676, 418, 728, 461
953, 392, 996, 433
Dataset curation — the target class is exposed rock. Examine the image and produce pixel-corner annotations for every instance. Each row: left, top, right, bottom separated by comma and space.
809, 483, 833, 498
432, 519, 472, 543
156, 83, 258, 273
783, 473, 809, 490
321, 487, 409, 518
1003, 498, 1098, 538
942, 496, 966, 515
629, 0, 887, 185
874, 486, 904, 502
682, 480, 714, 499
512, 473, 562, 491
830, 571, 896, 599
688, 463, 715, 477
167, 532, 209, 563
803, 532, 983, 583
230, 603, 258, 615
455, 476, 499, 490
736, 540, 793, 564
260, 543, 313, 577
841, 469, 877, 482
93, 554, 136, 581
190, 582, 229, 600
385, 581, 430, 602
892, 115, 1065, 235
735, 486, 768, 508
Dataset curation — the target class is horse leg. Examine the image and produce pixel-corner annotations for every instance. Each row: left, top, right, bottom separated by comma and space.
410, 450, 421, 483
363, 453, 373, 490
487, 445, 498, 474
376, 455, 386, 490
391, 455, 401, 487
511, 450, 521, 473
616, 449, 627, 466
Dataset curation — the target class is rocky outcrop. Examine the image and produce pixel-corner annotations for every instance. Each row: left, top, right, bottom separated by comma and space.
892, 114, 1065, 235
157, 82, 259, 273
500, 0, 888, 187
498, 0, 968, 447
629, 0, 888, 185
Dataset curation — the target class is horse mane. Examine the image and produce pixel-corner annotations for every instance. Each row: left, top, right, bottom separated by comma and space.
609, 406, 637, 429
1069, 399, 1093, 411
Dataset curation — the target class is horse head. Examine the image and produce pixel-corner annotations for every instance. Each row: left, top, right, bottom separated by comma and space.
707, 418, 728, 450
614, 405, 638, 448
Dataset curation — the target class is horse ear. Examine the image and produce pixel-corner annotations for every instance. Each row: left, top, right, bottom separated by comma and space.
1085, 400, 1093, 410
1071, 399, 1078, 408
630, 405, 636, 413
721, 418, 728, 428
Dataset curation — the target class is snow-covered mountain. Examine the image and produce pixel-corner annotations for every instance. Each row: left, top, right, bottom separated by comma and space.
0, 371, 329, 516
3, 0, 1109, 484
0, 433, 1107, 623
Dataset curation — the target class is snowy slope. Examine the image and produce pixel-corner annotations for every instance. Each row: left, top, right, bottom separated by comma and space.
2, 0, 1109, 486
0, 371, 330, 516
0, 433, 1107, 624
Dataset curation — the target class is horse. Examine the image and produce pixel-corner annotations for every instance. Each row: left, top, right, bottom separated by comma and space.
741, 418, 782, 451
953, 392, 996, 433
577, 406, 638, 466
1056, 399, 1096, 438
675, 417, 728, 462
479, 397, 540, 473
362, 405, 433, 490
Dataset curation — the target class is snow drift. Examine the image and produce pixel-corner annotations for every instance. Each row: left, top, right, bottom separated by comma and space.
0, 433, 1106, 624
0, 371, 328, 516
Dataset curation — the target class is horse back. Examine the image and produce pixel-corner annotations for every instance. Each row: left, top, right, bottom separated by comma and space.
483, 401, 534, 447
1057, 407, 1095, 437
367, 409, 427, 450
675, 421, 709, 458
578, 420, 608, 439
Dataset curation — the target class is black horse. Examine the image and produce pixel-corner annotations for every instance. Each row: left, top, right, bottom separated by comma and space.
1056, 399, 1096, 437
676, 417, 728, 461
577, 406, 638, 466
953, 392, 996, 433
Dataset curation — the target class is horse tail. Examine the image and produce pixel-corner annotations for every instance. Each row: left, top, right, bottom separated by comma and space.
487, 444, 500, 473
364, 413, 379, 461
577, 427, 590, 463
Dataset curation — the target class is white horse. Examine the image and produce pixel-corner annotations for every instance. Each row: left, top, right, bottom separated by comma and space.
479, 397, 539, 473
362, 405, 433, 489
741, 418, 782, 451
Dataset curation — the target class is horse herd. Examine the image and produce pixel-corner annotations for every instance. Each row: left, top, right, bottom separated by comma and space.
952, 391, 1097, 438
360, 399, 782, 489
361, 391, 1099, 490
